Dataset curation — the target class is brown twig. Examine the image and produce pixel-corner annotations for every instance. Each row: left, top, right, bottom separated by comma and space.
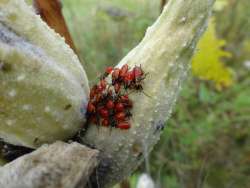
160, 0, 168, 12
33, 0, 77, 53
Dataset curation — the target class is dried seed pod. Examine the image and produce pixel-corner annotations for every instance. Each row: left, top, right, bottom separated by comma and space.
0, 0, 89, 148
81, 0, 215, 187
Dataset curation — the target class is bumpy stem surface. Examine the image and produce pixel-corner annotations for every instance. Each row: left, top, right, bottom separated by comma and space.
81, 0, 215, 187
0, 142, 99, 188
0, 0, 89, 148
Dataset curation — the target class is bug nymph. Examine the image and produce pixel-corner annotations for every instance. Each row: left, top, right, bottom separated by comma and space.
85, 64, 146, 130
100, 66, 113, 79
129, 65, 147, 90
117, 122, 131, 130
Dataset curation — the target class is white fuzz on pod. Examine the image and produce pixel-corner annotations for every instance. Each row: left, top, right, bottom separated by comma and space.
0, 0, 89, 148
81, 0, 215, 187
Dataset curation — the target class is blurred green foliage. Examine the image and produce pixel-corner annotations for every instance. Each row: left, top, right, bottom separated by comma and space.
215, 0, 250, 63
62, 0, 159, 84
60, 0, 249, 187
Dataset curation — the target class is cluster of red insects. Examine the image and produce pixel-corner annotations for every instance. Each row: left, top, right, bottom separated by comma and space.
86, 64, 146, 130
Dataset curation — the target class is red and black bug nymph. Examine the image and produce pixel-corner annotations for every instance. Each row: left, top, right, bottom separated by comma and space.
85, 64, 147, 130
112, 64, 147, 92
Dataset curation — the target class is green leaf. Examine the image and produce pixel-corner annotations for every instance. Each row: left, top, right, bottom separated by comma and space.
192, 19, 234, 90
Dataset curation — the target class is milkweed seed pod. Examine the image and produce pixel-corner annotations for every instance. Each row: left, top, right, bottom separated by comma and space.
0, 0, 89, 148
81, 0, 215, 187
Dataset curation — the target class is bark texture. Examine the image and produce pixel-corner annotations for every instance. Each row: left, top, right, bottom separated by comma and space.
0, 142, 99, 188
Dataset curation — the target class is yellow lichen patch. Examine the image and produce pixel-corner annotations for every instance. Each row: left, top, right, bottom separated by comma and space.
192, 19, 233, 90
